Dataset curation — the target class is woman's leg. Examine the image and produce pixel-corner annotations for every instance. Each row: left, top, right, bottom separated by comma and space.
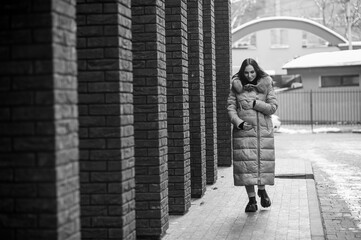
245, 185, 256, 197
257, 185, 271, 207
245, 186, 257, 212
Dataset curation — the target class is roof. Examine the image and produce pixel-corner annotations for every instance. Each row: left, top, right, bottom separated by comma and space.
282, 49, 361, 69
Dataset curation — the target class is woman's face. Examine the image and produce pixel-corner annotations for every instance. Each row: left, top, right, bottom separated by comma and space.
244, 65, 256, 82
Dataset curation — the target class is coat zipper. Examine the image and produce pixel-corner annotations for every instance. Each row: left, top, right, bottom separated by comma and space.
257, 111, 261, 185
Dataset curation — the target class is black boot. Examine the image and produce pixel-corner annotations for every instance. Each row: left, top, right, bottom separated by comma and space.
245, 197, 258, 212
257, 189, 271, 208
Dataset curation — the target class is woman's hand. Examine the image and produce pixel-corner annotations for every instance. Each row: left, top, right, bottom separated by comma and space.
242, 122, 253, 130
244, 84, 256, 91
241, 100, 255, 110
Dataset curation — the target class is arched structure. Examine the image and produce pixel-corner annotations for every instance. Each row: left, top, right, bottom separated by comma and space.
232, 16, 348, 46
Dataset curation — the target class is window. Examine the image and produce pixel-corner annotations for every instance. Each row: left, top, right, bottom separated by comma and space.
232, 33, 256, 49
302, 31, 329, 48
270, 29, 288, 48
321, 75, 359, 87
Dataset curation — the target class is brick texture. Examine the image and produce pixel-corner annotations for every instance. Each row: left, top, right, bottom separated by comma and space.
77, 1, 135, 239
132, 0, 169, 238
187, 0, 206, 198
203, 0, 218, 184
215, 0, 232, 166
165, 0, 192, 215
0, 1, 234, 238
0, 1, 80, 240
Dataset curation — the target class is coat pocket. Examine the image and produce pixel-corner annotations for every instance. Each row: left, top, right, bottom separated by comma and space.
233, 126, 256, 138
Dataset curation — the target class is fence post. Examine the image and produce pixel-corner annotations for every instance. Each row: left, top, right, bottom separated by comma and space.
310, 90, 314, 133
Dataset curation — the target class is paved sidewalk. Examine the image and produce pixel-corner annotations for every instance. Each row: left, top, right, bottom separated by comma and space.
162, 138, 325, 240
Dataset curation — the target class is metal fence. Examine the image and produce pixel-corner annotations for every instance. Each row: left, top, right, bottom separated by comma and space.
275, 89, 361, 126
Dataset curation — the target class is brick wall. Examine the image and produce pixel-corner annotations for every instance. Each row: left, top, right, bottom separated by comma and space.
165, 0, 192, 215
53, 1, 80, 238
0, 1, 233, 238
215, 0, 232, 166
77, 1, 135, 239
0, 1, 80, 239
187, 0, 206, 199
132, 0, 169, 238
203, 0, 218, 184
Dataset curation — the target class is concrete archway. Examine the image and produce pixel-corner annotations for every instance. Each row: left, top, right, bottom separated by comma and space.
232, 16, 348, 46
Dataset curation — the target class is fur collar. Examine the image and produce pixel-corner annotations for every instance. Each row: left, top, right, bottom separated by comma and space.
232, 76, 272, 94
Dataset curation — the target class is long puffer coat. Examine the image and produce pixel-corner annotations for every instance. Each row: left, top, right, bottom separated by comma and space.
227, 76, 278, 186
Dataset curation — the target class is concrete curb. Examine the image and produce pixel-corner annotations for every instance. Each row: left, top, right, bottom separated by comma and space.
306, 179, 325, 240
352, 129, 361, 134
305, 159, 325, 240
275, 173, 314, 179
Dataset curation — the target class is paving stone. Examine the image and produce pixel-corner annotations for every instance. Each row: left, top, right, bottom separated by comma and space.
313, 164, 361, 240
163, 134, 330, 240
163, 167, 318, 240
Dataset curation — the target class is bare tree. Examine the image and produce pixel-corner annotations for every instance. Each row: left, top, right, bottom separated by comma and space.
232, 0, 361, 40
344, 0, 361, 40
312, 0, 328, 25
313, 0, 361, 40
231, 0, 257, 29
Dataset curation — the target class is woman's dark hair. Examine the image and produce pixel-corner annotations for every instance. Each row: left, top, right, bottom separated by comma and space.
236, 58, 268, 86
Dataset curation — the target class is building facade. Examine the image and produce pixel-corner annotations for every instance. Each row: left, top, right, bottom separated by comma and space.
277, 50, 361, 124
231, 0, 361, 75
232, 28, 340, 75
0, 1, 233, 239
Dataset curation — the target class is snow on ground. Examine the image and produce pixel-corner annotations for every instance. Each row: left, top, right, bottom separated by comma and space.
313, 127, 342, 133
277, 126, 357, 134
278, 128, 311, 134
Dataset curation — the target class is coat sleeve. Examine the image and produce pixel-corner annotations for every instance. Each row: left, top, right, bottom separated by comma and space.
227, 89, 244, 129
253, 78, 278, 116
231, 74, 243, 94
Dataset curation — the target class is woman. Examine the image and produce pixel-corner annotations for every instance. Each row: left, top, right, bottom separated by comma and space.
227, 58, 278, 212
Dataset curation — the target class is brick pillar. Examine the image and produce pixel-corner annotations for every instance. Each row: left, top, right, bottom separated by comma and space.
0, 1, 80, 239
188, 0, 206, 198
203, 0, 218, 184
215, 0, 232, 166
77, 1, 135, 239
132, 1, 169, 238
165, 0, 191, 215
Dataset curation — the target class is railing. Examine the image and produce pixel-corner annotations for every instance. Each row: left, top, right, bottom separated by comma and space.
275, 89, 361, 127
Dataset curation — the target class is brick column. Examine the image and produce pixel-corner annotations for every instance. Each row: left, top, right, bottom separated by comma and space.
132, 1, 169, 238
77, 1, 135, 239
165, 0, 191, 215
188, 0, 206, 198
203, 0, 218, 184
0, 1, 80, 239
215, 0, 232, 166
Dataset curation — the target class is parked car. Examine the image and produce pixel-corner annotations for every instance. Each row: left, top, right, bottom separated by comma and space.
272, 115, 281, 132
